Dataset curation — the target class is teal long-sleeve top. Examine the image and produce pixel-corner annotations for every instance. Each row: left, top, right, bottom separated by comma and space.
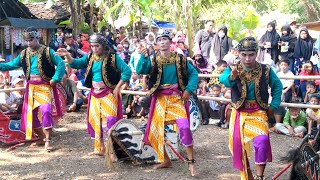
0, 49, 65, 82
135, 54, 198, 93
219, 66, 283, 110
69, 54, 131, 82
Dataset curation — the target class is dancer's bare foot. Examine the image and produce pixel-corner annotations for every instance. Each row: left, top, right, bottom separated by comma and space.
88, 151, 105, 156
153, 161, 172, 169
88, 146, 106, 156
188, 163, 198, 177
30, 140, 45, 147
44, 139, 53, 152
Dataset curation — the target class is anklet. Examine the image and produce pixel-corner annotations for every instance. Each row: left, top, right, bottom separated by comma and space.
186, 158, 195, 164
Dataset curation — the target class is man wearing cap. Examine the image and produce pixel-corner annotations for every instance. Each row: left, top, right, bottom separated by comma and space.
55, 33, 131, 156
0, 27, 65, 152
135, 30, 198, 176
219, 37, 282, 180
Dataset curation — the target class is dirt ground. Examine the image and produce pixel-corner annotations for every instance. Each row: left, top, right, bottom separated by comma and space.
0, 110, 301, 180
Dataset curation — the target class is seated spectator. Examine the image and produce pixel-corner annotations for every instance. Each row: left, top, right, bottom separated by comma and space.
275, 104, 307, 138
208, 60, 227, 87
298, 60, 319, 98
190, 49, 213, 74
61, 73, 85, 112
197, 80, 210, 125
80, 33, 90, 53
304, 81, 318, 104
277, 59, 294, 102
176, 41, 189, 57
208, 84, 223, 121
215, 85, 231, 129
306, 94, 320, 136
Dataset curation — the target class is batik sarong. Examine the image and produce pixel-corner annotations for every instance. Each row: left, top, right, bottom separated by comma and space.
86, 84, 123, 153
21, 79, 63, 140
229, 101, 272, 180
143, 84, 192, 162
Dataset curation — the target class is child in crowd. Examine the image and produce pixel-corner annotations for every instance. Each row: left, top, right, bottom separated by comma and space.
306, 95, 320, 136
277, 59, 294, 102
304, 81, 318, 103
116, 44, 126, 60
126, 72, 140, 117
197, 80, 210, 125
208, 84, 223, 121
208, 60, 227, 87
129, 42, 142, 71
176, 41, 189, 57
298, 61, 319, 98
214, 85, 231, 128
275, 105, 307, 138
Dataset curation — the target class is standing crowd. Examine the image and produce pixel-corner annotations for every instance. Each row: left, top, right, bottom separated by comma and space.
0, 19, 320, 180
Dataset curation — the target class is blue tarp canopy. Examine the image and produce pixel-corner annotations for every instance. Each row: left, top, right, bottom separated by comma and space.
153, 19, 176, 29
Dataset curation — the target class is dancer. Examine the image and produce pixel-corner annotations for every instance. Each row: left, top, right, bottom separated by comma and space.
55, 33, 131, 156
220, 37, 282, 180
0, 27, 65, 152
135, 30, 198, 176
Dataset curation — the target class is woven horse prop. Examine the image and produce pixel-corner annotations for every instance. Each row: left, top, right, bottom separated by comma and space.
274, 130, 320, 180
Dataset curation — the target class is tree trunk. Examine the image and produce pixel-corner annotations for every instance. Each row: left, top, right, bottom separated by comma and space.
68, 0, 81, 36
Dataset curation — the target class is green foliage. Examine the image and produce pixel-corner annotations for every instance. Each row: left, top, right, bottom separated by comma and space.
242, 6, 260, 30
58, 20, 71, 25
79, 22, 90, 34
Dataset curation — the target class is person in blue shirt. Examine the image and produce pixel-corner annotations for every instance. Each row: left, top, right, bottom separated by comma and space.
55, 33, 131, 156
220, 37, 282, 180
0, 27, 65, 152
135, 30, 198, 176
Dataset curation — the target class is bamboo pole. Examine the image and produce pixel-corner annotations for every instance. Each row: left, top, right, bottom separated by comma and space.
2, 87, 320, 109
198, 73, 320, 80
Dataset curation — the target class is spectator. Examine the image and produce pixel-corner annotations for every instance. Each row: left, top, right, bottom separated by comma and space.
214, 85, 231, 129
145, 32, 156, 50
306, 94, 320, 136
80, 33, 90, 53
190, 48, 213, 74
194, 20, 215, 59
197, 80, 210, 125
304, 81, 317, 104
176, 41, 189, 57
279, 24, 297, 73
294, 27, 314, 75
275, 105, 306, 138
210, 25, 233, 64
118, 26, 127, 42
116, 44, 126, 60
61, 73, 84, 112
259, 21, 280, 63
277, 59, 294, 102
129, 42, 143, 71
208, 84, 223, 121
129, 35, 139, 53
298, 60, 319, 98
208, 60, 227, 87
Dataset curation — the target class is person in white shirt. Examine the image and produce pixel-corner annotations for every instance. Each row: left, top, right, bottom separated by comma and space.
277, 59, 295, 102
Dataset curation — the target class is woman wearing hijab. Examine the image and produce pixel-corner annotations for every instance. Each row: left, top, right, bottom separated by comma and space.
259, 21, 280, 63
279, 24, 297, 73
294, 27, 315, 75
210, 26, 233, 65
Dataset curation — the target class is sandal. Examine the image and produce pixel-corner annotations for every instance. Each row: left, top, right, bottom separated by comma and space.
43, 138, 53, 152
